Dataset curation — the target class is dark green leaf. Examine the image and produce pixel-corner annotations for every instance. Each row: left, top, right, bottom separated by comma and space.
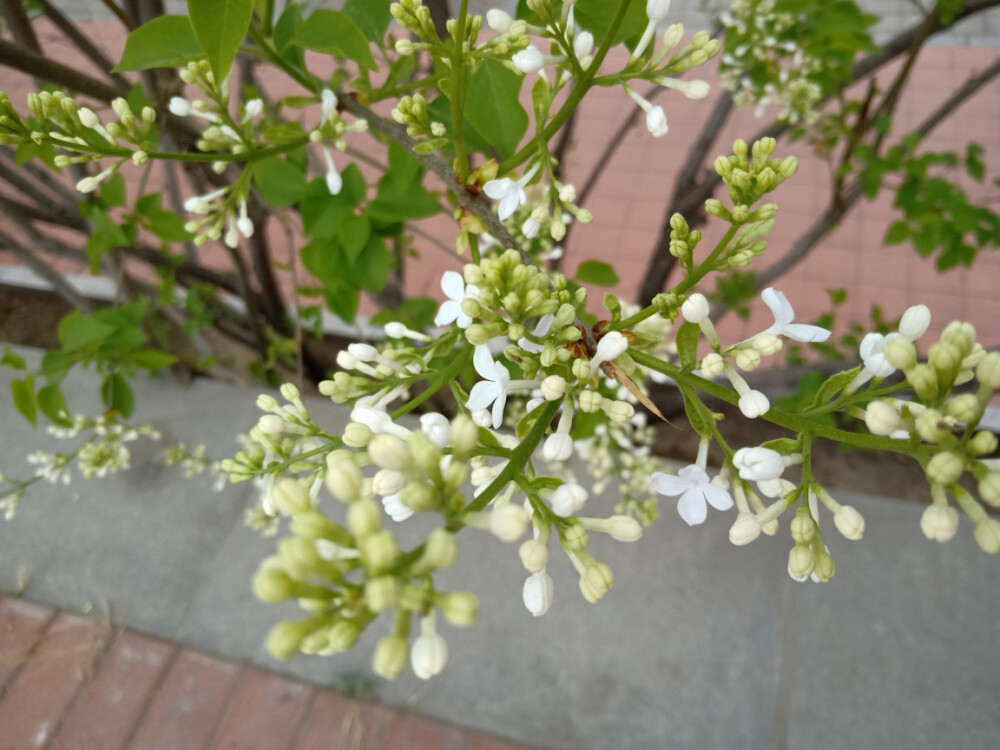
293, 9, 376, 70
574, 260, 619, 287
884, 220, 910, 244
146, 210, 194, 242
1, 347, 27, 370
339, 214, 371, 262
809, 368, 860, 409
273, 3, 303, 52
300, 166, 367, 237
101, 173, 126, 206
464, 58, 528, 159
354, 235, 392, 291
188, 0, 253, 82
344, 0, 391, 43
675, 322, 701, 371
11, 376, 37, 427
101, 372, 135, 417
114, 15, 202, 71
325, 285, 361, 323
254, 157, 307, 207
37, 384, 72, 427
370, 143, 439, 222
130, 348, 179, 370
575, 0, 650, 45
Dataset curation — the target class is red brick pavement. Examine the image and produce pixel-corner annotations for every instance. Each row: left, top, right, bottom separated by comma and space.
0, 596, 536, 750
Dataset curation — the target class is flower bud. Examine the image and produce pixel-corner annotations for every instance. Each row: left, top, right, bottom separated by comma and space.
907, 364, 939, 401
898, 305, 931, 339
408, 431, 442, 474
729, 514, 762, 546
790, 509, 815, 544
734, 348, 761, 372
266, 620, 311, 660
272, 479, 312, 516
360, 531, 399, 572
920, 504, 959, 541
373, 635, 409, 679
342, 422, 373, 448
578, 390, 604, 413
681, 293, 710, 323
253, 567, 295, 603
400, 481, 437, 513
523, 571, 555, 616
543, 433, 574, 462
486, 8, 513, 33
347, 498, 381, 538
367, 434, 412, 471
738, 390, 770, 418
424, 528, 458, 569
976, 352, 1000, 389
325, 453, 363, 503
325, 620, 361, 654
941, 321, 976, 355
928, 341, 963, 385
519, 538, 549, 572
787, 544, 816, 581
884, 336, 916, 370
550, 483, 588, 516
603, 400, 635, 424
700, 352, 725, 377
925, 451, 964, 486
968, 430, 998, 457
811, 547, 836, 582
489, 504, 530, 542
833, 505, 865, 540
439, 592, 479, 626
364, 576, 397, 612
978, 472, 1000, 507
579, 563, 614, 603
606, 515, 643, 542
372, 468, 406, 497
973, 518, 1000, 554
541, 375, 567, 401
914, 409, 951, 444
411, 631, 448, 680
946, 394, 981, 424
449, 414, 479, 456
563, 522, 589, 551
865, 400, 901, 436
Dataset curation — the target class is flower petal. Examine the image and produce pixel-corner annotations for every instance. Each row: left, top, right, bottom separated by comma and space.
441, 270, 465, 301
434, 300, 460, 327
467, 381, 500, 412
491, 391, 507, 429
677, 464, 711, 485
782, 323, 831, 343
762, 287, 794, 327
651, 471, 690, 496
702, 483, 735, 511
677, 489, 708, 525
473, 345, 499, 381
498, 190, 523, 221
483, 178, 515, 200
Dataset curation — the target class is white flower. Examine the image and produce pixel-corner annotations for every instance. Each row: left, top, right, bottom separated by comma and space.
849, 305, 932, 391
512, 45, 545, 74
899, 304, 931, 339
382, 493, 414, 522
543, 432, 574, 462
483, 163, 539, 221
420, 413, 451, 448
733, 447, 786, 482
321, 88, 338, 121
589, 330, 630, 378
681, 293, 710, 323
550, 483, 588, 516
433, 271, 479, 328
322, 146, 342, 195
761, 288, 830, 343
523, 570, 554, 616
651, 465, 734, 525
518, 315, 554, 353
466, 346, 511, 429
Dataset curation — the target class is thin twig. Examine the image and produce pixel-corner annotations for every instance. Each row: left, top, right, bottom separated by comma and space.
36, 0, 132, 91
0, 229, 92, 312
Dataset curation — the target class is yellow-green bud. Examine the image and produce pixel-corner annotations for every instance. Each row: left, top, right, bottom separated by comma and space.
373, 635, 409, 679
253, 567, 295, 603
299, 628, 330, 655
266, 620, 311, 660
325, 451, 363, 502
925, 451, 964, 486
291, 510, 342, 541
915, 409, 951, 444
489, 504, 530, 542
788, 544, 816, 580
578, 390, 604, 413
347, 498, 381, 538
423, 528, 458, 569
946, 394, 981, 424
465, 324, 491, 346
973, 518, 1000, 554
367, 434, 412, 471
518, 538, 549, 572
408, 431, 441, 474
342, 422, 373, 448
865, 400, 901, 437
360, 531, 399, 572
325, 620, 361, 654
449, 414, 479, 456
401, 481, 437, 513
884, 336, 916, 370
777, 156, 798, 178
579, 562, 614, 603
790, 509, 815, 544
920, 504, 959, 541
968, 430, 998, 457
442, 461, 469, 490
279, 537, 320, 579
562, 522, 589, 551
364, 576, 397, 612
811, 547, 836, 582
928, 342, 963, 385
460, 297, 482, 319
439, 592, 479, 626
941, 321, 976, 356
833, 505, 865, 541
978, 472, 1000, 506
272, 479, 312, 516
713, 156, 732, 176
907, 364, 939, 402
732, 139, 747, 157
976, 352, 1000, 389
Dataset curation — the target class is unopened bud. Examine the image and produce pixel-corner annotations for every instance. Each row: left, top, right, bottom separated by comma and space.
920, 504, 959, 541
833, 505, 865, 540
925, 451, 964, 486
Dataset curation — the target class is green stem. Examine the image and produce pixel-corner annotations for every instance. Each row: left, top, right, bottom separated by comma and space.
450, 0, 471, 182
499, 0, 633, 175
390, 346, 471, 420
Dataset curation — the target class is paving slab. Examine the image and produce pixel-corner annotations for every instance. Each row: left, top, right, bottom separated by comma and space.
1, 348, 999, 749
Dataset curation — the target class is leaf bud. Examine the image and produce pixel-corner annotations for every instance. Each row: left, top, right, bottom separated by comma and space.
439, 592, 479, 626
920, 504, 959, 541
925, 451, 964, 486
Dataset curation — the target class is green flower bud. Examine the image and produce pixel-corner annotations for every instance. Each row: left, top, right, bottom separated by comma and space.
790, 508, 815, 543
978, 472, 1000, 507
272, 479, 312, 516
811, 547, 836, 582
578, 390, 604, 413
439, 592, 479, 626
704, 198, 728, 218
884, 336, 916, 370
787, 544, 816, 580
367, 434, 412, 471
364, 576, 397, 612
325, 452, 363, 502
571, 358, 591, 381
465, 324, 491, 346
266, 620, 310, 660
408, 431, 441, 474
833, 505, 865, 541
777, 156, 798, 178
342, 422, 373, 448
941, 321, 976, 356
449, 414, 479, 456
973, 518, 1000, 554
325, 620, 362, 654
423, 528, 458, 569
442, 461, 470, 490
553, 303, 577, 328
713, 156, 732, 176
915, 409, 951, 444
579, 562, 614, 603
907, 363, 939, 401
460, 296, 482, 320
557, 325, 582, 342
360, 531, 399, 572
519, 538, 549, 571
968, 430, 998, 457
732, 139, 747, 157
976, 352, 1000, 389
348, 498, 381, 538
925, 451, 964, 486
489, 504, 530, 542
279, 537, 320, 579
401, 481, 437, 513
373, 635, 409, 679
299, 628, 330, 655
291, 510, 344, 541
928, 342, 963, 386
253, 567, 295, 603
563, 522, 589, 551
946, 394, 981, 424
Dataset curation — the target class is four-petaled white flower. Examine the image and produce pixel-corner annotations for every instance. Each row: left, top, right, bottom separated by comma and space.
651, 465, 734, 525
761, 287, 831, 343
466, 346, 511, 429
483, 163, 539, 221
434, 271, 479, 328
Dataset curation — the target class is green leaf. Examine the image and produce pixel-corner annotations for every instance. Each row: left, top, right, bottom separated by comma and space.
146, 210, 194, 242
293, 9, 377, 70
301, 167, 367, 238
575, 0, 650, 45
464, 58, 529, 159
344, 0, 391, 43
11, 376, 37, 427
1, 347, 27, 370
187, 0, 253, 82
101, 372, 136, 417
675, 322, 701, 370
102, 173, 126, 207
574, 260, 620, 287
37, 384, 72, 427
326, 285, 361, 323
254, 157, 307, 207
339, 214, 371, 262
114, 15, 202, 71
57, 312, 115, 351
370, 143, 439, 222
884, 220, 910, 244
130, 348, 179, 370
354, 235, 392, 292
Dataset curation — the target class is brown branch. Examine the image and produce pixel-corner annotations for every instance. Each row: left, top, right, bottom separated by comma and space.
0, 149, 80, 209
36, 0, 133, 92
0, 0, 41, 53
0, 38, 123, 103
0, 229, 92, 312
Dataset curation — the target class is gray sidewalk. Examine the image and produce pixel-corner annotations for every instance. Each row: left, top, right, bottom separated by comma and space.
1, 346, 998, 750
